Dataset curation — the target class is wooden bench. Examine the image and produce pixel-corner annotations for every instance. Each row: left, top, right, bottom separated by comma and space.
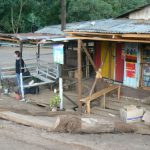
80, 85, 121, 114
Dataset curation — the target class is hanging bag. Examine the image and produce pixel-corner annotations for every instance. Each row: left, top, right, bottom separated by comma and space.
22, 62, 30, 77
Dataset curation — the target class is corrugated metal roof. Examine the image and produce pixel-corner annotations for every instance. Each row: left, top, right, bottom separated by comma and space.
117, 3, 150, 18
0, 32, 76, 44
0, 33, 64, 42
15, 36, 76, 43
35, 25, 65, 35
35, 22, 89, 35
14, 33, 64, 41
49, 37, 77, 42
36, 19, 150, 35
65, 19, 150, 34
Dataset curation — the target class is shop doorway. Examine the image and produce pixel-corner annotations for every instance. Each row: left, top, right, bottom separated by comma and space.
123, 43, 140, 88
115, 43, 124, 82
141, 44, 150, 90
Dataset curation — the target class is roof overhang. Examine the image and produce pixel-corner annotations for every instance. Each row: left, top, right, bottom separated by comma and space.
65, 31, 150, 43
1, 32, 150, 44
0, 33, 65, 44
37, 37, 77, 44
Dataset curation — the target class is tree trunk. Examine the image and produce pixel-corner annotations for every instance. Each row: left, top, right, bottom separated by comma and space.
54, 115, 137, 133
11, 7, 15, 33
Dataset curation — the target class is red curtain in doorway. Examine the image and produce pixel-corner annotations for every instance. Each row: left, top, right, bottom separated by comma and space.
115, 43, 124, 82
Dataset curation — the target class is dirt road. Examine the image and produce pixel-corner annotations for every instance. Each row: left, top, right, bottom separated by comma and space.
0, 119, 90, 150
0, 94, 150, 150
0, 45, 53, 67
0, 119, 150, 150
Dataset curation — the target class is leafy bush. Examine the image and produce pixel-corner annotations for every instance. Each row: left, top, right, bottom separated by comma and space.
49, 93, 60, 109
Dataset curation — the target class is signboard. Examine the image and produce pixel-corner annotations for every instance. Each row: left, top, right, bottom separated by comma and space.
126, 62, 136, 78
124, 45, 138, 62
123, 43, 140, 88
53, 44, 64, 64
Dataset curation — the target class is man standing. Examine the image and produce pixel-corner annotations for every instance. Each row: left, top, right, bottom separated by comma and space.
14, 51, 25, 99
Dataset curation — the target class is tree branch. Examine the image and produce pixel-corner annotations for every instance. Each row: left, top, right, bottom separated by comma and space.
11, 7, 15, 33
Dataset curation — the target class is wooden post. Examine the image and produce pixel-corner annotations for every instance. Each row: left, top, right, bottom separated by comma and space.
20, 42, 23, 58
87, 101, 91, 114
108, 43, 111, 79
82, 45, 97, 72
103, 94, 106, 109
118, 86, 121, 100
77, 39, 82, 112
140, 46, 143, 87
19, 42, 25, 100
110, 44, 113, 79
100, 94, 106, 108
86, 55, 90, 78
37, 44, 40, 74
37, 44, 40, 59
61, 0, 66, 31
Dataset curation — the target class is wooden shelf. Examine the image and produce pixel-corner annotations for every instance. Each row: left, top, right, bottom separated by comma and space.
142, 86, 150, 91
141, 62, 150, 64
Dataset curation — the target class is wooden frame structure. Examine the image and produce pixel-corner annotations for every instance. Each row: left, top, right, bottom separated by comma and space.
66, 32, 150, 44
1, 31, 150, 111
0, 33, 60, 100
72, 31, 150, 112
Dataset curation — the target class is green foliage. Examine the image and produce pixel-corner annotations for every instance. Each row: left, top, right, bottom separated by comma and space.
0, 0, 149, 33
67, 0, 113, 22
49, 93, 60, 109
0, 0, 52, 33
114, 0, 148, 15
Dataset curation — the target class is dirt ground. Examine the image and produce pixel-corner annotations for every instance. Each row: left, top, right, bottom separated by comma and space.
0, 119, 89, 150
0, 118, 150, 150
0, 92, 150, 150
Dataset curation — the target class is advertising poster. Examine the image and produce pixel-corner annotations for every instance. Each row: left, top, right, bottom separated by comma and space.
53, 44, 64, 64
126, 62, 136, 78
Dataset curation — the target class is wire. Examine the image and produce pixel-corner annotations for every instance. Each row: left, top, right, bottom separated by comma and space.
62, 64, 93, 71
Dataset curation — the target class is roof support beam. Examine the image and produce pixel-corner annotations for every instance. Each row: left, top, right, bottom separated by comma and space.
66, 32, 150, 40
65, 31, 120, 36
0, 37, 19, 42
122, 34, 150, 38
82, 44, 97, 72
68, 36, 150, 43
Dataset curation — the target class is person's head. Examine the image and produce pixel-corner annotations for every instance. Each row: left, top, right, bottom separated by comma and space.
14, 51, 20, 58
